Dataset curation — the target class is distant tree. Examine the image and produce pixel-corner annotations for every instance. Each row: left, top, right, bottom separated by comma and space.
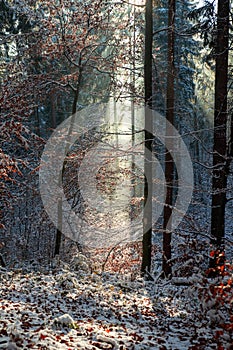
0, 0, 40, 231
0, 0, 138, 261
43, 0, 137, 256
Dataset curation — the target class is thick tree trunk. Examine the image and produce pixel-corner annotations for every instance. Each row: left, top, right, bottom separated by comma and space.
162, 0, 175, 278
209, 0, 229, 274
141, 0, 153, 277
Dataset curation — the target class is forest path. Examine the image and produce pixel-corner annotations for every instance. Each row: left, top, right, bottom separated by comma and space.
0, 268, 230, 349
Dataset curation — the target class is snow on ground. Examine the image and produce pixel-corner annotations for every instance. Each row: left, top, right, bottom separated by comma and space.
0, 266, 232, 349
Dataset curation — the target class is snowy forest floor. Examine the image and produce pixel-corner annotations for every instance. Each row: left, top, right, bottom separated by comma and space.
0, 265, 232, 350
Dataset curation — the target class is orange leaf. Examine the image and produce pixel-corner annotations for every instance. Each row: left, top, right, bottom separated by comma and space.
219, 265, 225, 273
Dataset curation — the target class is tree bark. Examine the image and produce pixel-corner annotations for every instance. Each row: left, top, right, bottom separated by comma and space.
162, 0, 175, 278
0, 254, 6, 268
209, 0, 229, 274
141, 0, 153, 278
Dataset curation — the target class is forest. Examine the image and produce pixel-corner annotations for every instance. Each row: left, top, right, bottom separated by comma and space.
0, 0, 233, 349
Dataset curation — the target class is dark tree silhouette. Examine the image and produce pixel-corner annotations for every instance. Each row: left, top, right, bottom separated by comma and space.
209, 0, 229, 275
141, 0, 153, 278
162, 0, 176, 278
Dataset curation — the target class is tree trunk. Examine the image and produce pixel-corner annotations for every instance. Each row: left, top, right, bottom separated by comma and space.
51, 90, 63, 257
162, 0, 175, 278
0, 254, 6, 268
141, 0, 153, 278
209, 0, 229, 275
54, 66, 82, 257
